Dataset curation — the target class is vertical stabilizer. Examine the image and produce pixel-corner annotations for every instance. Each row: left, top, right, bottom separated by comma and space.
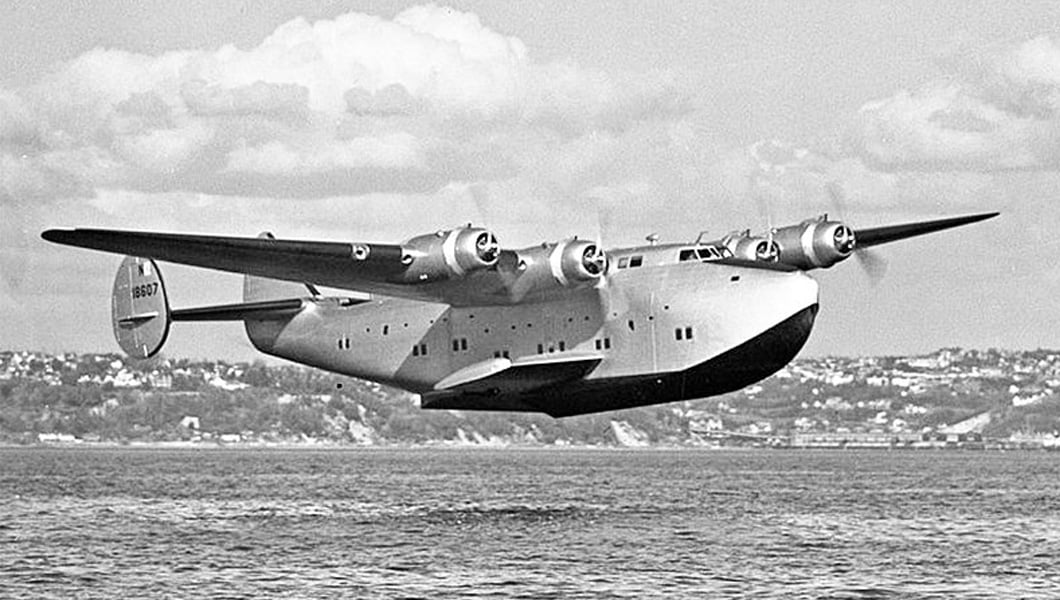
112, 256, 170, 358
242, 232, 313, 303
243, 232, 308, 353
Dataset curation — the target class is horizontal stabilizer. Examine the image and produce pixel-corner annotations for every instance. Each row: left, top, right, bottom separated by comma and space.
171, 298, 305, 322
117, 312, 160, 327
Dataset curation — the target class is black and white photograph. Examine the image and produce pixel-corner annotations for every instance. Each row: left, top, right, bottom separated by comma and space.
2, 1, 1059, 598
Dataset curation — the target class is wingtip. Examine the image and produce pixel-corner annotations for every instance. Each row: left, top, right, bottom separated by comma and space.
41, 228, 71, 243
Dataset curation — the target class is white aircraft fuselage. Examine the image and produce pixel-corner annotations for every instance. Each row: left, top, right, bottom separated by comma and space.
247, 242, 818, 416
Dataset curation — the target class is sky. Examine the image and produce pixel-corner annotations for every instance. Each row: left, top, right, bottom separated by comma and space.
2, 0, 1059, 360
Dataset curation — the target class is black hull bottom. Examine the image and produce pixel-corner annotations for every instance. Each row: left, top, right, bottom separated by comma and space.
424, 304, 819, 417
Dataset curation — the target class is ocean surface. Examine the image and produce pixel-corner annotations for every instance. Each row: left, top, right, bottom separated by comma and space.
2, 447, 1058, 599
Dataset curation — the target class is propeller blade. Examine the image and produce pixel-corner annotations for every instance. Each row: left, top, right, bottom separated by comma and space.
854, 212, 999, 249
855, 248, 888, 285
826, 181, 847, 218
469, 183, 492, 225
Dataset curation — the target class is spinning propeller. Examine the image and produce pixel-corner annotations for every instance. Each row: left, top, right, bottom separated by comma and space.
825, 182, 997, 282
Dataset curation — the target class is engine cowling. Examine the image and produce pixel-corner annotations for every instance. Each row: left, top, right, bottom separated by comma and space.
722, 231, 780, 262
549, 239, 607, 286
399, 226, 500, 282
771, 218, 856, 270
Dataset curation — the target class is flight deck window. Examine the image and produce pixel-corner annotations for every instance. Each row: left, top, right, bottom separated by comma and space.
679, 249, 697, 262
629, 256, 643, 268
685, 327, 694, 340
618, 257, 629, 269
675, 328, 683, 341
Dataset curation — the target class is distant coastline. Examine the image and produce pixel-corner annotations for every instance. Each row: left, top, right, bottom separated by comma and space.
3, 347, 1059, 449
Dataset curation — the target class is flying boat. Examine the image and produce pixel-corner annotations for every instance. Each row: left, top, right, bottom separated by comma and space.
42, 209, 997, 417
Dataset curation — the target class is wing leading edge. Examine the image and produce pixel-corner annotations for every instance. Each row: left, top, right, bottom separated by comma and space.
854, 212, 999, 248
42, 228, 420, 297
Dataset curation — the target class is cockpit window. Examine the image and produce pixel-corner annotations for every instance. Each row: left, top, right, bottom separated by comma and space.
678, 246, 725, 262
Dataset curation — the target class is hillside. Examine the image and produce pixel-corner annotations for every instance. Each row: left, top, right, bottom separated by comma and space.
2, 348, 1059, 448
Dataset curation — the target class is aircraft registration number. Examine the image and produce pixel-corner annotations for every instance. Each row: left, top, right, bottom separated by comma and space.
132, 283, 159, 299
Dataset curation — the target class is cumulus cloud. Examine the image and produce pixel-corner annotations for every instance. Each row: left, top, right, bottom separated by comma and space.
0, 5, 689, 205
854, 36, 1060, 172
225, 133, 425, 174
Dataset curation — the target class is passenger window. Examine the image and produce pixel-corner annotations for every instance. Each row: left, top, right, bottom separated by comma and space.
679, 249, 696, 262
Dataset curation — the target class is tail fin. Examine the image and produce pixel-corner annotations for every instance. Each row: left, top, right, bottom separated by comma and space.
243, 232, 313, 303
242, 232, 309, 354
112, 256, 170, 358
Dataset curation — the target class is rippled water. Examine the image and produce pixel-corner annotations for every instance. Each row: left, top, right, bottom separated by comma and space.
2, 447, 1059, 599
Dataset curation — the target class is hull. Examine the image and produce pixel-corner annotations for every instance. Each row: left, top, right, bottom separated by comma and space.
422, 303, 818, 417
247, 260, 820, 417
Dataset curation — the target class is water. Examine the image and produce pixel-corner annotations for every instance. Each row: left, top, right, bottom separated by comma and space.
2, 447, 1058, 599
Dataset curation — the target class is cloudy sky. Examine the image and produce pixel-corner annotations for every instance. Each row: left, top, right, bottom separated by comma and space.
2, 0, 1059, 360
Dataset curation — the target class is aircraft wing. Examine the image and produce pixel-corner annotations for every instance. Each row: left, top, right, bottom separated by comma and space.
41, 228, 444, 301
854, 213, 999, 248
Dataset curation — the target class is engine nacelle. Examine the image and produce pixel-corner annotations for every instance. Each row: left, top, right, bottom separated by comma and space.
771, 218, 856, 270
721, 231, 780, 262
548, 239, 607, 286
399, 226, 500, 282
